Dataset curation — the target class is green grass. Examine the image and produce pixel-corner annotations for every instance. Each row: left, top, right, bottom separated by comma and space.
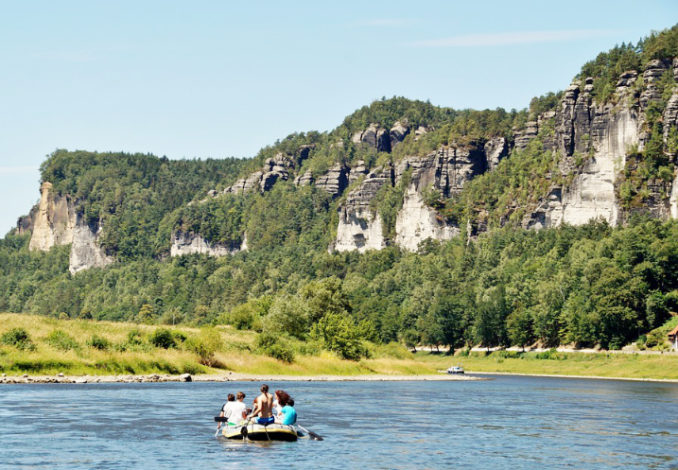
1, 313, 677, 379
411, 350, 678, 380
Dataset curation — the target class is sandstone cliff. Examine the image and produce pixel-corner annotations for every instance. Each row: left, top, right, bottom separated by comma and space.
26, 182, 113, 273
526, 58, 678, 229
170, 231, 245, 257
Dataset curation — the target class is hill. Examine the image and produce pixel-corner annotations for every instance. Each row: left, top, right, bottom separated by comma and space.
2, 25, 678, 359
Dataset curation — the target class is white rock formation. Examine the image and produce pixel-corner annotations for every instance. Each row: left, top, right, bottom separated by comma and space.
395, 186, 459, 251
560, 107, 639, 226
29, 182, 76, 251
671, 171, 678, 220
170, 231, 243, 257
334, 208, 385, 253
69, 219, 114, 274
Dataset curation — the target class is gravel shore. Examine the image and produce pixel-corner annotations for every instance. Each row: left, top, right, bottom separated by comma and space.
0, 372, 484, 384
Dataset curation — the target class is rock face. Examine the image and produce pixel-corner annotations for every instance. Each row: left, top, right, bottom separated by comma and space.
671, 171, 678, 220
224, 148, 313, 196
395, 186, 459, 251
15, 206, 37, 236
28, 181, 113, 273
352, 123, 391, 152
524, 60, 678, 229
29, 182, 77, 251
170, 231, 244, 257
314, 163, 349, 198
69, 217, 114, 274
334, 167, 392, 252
335, 141, 497, 252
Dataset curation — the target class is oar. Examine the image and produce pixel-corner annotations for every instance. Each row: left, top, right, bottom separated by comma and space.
296, 424, 323, 441
214, 416, 226, 437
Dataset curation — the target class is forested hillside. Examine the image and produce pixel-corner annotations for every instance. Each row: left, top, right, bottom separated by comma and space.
2, 25, 678, 359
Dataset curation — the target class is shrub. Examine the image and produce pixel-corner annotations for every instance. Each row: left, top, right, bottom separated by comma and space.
46, 330, 79, 351
127, 329, 144, 346
310, 313, 367, 361
255, 332, 295, 363
149, 329, 176, 349
1, 328, 36, 351
186, 328, 224, 366
87, 334, 110, 351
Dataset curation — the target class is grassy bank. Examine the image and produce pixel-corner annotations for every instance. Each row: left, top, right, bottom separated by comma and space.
1, 313, 677, 380
413, 349, 678, 381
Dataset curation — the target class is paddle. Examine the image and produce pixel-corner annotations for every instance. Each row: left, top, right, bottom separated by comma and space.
296, 424, 323, 441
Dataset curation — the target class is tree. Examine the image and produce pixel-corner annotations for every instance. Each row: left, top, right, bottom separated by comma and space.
310, 313, 366, 360
507, 309, 535, 351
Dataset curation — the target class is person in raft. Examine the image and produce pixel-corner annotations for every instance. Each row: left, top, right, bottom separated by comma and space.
273, 389, 290, 416
248, 384, 275, 425
217, 392, 247, 430
277, 397, 297, 426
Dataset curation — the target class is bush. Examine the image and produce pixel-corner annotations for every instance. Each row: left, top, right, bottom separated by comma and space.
310, 313, 367, 361
87, 334, 110, 351
127, 329, 144, 346
1, 328, 36, 351
149, 329, 176, 349
186, 328, 224, 366
534, 348, 563, 360
255, 332, 295, 363
46, 330, 79, 351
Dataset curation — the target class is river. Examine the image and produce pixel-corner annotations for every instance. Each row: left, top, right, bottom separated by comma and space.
0, 375, 676, 469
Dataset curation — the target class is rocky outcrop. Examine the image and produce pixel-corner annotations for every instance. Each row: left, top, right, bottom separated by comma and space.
224, 147, 313, 196
334, 167, 392, 252
352, 123, 391, 152
671, 170, 678, 220
389, 121, 410, 149
29, 182, 77, 251
69, 217, 114, 274
525, 67, 654, 229
170, 231, 244, 257
294, 170, 314, 187
335, 140, 499, 252
395, 186, 458, 251
484, 137, 508, 171
314, 164, 349, 198
15, 206, 37, 236
27, 181, 114, 273
663, 90, 678, 149
348, 161, 369, 185
639, 59, 669, 110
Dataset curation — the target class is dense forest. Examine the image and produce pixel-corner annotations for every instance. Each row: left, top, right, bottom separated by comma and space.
2, 25, 678, 360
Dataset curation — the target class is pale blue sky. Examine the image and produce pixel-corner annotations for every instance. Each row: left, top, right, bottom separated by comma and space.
1, 1, 677, 235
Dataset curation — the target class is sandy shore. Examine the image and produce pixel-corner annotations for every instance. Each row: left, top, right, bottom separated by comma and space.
465, 371, 678, 383
0, 372, 484, 384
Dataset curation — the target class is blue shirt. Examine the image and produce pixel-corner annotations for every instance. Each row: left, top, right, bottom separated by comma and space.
280, 405, 297, 425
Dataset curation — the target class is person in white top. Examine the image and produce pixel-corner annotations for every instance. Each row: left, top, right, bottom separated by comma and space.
217, 393, 236, 432
230, 391, 247, 424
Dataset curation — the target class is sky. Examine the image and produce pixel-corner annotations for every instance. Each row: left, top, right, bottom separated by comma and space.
1, 0, 677, 235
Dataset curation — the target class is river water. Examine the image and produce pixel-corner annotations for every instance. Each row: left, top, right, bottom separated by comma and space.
0, 375, 677, 469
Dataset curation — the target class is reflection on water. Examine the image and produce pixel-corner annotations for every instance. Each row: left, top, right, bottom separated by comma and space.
0, 376, 676, 469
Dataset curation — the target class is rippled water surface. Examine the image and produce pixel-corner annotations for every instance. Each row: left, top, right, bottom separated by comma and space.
1, 376, 677, 469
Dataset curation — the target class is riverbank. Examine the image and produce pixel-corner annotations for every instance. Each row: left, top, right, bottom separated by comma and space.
2, 313, 678, 381
0, 372, 482, 384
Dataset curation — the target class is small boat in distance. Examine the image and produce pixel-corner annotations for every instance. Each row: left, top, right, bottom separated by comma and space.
447, 365, 464, 374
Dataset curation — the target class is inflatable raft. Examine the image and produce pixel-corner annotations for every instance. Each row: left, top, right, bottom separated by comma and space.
221, 422, 298, 441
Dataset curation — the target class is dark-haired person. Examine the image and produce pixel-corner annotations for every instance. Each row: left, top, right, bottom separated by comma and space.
273, 389, 291, 416
248, 384, 274, 425
278, 397, 297, 426
217, 393, 236, 432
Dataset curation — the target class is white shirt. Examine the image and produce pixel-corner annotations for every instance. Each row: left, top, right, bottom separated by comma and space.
223, 400, 247, 422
